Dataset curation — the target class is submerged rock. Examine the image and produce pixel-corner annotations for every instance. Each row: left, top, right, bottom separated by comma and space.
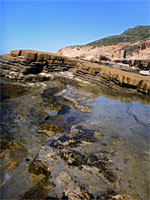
1, 76, 149, 200
29, 160, 50, 176
64, 181, 94, 200
29, 123, 117, 200
56, 171, 71, 184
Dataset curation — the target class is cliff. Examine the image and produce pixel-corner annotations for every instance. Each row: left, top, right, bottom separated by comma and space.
57, 26, 150, 64
57, 40, 150, 62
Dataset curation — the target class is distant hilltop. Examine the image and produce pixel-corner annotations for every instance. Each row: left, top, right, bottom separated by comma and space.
86, 25, 150, 47
57, 25, 150, 62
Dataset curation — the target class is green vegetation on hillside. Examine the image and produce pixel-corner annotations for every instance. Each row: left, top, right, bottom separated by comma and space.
86, 25, 150, 47
122, 44, 139, 56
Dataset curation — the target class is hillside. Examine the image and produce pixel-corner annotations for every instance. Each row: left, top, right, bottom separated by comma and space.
86, 25, 150, 47
57, 25, 150, 62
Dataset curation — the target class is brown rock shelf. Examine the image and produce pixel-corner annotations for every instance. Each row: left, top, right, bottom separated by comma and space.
0, 49, 150, 95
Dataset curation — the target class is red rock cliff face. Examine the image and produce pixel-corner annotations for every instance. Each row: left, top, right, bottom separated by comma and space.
139, 40, 150, 50
57, 40, 150, 62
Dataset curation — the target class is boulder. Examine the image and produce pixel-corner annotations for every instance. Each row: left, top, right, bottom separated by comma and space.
99, 55, 110, 61
29, 160, 50, 176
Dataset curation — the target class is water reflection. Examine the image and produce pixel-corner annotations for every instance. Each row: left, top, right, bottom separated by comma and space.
0, 78, 150, 200
76, 82, 150, 105
0, 83, 29, 102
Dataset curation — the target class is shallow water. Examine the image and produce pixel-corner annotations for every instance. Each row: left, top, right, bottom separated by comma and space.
0, 77, 150, 200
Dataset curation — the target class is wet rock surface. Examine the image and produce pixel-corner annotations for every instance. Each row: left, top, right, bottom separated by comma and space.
0, 77, 150, 200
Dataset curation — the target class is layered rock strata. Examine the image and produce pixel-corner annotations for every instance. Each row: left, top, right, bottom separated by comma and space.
73, 61, 150, 95
113, 59, 150, 70
0, 50, 77, 82
0, 49, 150, 95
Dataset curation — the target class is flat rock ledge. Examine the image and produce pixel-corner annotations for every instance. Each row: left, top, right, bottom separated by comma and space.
0, 49, 150, 96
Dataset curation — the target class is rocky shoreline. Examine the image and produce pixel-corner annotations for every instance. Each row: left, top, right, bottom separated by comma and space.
0, 49, 150, 96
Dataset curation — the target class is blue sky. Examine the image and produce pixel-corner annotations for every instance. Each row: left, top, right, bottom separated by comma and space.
0, 0, 149, 54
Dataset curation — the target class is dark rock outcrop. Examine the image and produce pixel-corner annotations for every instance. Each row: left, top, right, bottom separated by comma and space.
99, 55, 110, 61
129, 60, 150, 70
114, 59, 150, 70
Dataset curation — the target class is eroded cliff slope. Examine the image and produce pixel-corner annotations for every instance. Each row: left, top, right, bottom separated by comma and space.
57, 26, 150, 62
